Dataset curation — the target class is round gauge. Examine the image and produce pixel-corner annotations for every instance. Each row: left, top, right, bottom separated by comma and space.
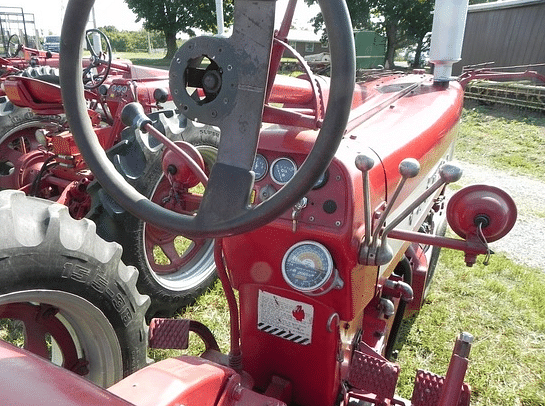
121, 86, 128, 94
282, 241, 334, 293
270, 157, 297, 185
252, 154, 268, 181
312, 169, 329, 189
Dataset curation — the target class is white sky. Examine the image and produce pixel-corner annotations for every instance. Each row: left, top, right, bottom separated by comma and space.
12, 0, 317, 36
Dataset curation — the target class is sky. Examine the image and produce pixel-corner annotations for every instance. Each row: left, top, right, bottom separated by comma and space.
12, 0, 317, 36
14, 0, 142, 35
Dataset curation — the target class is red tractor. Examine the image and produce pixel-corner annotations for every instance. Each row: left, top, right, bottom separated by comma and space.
0, 0, 517, 405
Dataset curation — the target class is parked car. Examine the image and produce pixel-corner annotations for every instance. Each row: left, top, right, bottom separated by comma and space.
43, 35, 61, 53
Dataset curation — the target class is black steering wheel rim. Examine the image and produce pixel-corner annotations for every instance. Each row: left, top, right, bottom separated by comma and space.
82, 28, 112, 89
7, 34, 22, 57
60, 0, 355, 239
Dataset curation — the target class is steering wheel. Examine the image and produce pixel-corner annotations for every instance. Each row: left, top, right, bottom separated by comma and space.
60, 0, 355, 239
7, 34, 22, 57
82, 28, 112, 89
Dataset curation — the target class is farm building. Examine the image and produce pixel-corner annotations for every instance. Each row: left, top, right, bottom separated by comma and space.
286, 28, 329, 59
456, 0, 545, 76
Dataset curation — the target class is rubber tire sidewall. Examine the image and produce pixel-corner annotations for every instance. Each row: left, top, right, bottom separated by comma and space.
0, 100, 65, 140
0, 191, 149, 384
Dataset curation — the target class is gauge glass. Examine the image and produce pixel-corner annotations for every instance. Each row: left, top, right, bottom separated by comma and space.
270, 157, 297, 185
121, 86, 128, 94
282, 241, 334, 293
252, 154, 268, 181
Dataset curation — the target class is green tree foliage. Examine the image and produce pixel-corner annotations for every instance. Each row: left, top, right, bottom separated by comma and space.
99, 26, 166, 52
401, 0, 434, 67
305, 0, 434, 68
124, 0, 234, 59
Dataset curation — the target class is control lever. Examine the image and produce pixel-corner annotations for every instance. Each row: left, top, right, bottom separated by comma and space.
354, 155, 374, 246
438, 332, 473, 406
371, 158, 421, 251
121, 102, 208, 185
381, 163, 462, 237
356, 155, 462, 266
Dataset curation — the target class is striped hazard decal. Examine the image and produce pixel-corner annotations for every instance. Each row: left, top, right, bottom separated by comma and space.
257, 290, 314, 345
257, 323, 310, 345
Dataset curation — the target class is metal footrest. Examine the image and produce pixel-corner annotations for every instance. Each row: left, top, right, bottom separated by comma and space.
149, 318, 190, 349
411, 370, 470, 406
347, 349, 400, 402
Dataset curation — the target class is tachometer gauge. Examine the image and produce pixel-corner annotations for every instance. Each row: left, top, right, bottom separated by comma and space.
270, 157, 297, 185
282, 241, 343, 295
252, 154, 268, 181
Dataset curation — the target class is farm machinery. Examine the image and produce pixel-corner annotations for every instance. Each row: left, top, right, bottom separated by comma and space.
0, 26, 223, 325
0, 0, 519, 405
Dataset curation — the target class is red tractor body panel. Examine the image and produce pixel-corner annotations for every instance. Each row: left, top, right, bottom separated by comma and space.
221, 74, 464, 406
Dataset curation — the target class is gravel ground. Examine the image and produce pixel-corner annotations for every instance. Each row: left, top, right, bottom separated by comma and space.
451, 159, 545, 272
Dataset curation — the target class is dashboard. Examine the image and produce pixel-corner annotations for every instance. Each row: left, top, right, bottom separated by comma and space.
251, 150, 349, 231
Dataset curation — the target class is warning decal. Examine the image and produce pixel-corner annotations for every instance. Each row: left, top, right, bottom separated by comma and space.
257, 290, 313, 345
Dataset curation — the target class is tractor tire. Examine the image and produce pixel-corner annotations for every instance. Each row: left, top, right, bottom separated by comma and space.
20, 65, 61, 85
0, 190, 150, 387
89, 111, 220, 319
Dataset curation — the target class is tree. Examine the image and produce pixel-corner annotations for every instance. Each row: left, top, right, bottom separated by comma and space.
124, 0, 234, 59
305, 0, 434, 68
401, 0, 434, 67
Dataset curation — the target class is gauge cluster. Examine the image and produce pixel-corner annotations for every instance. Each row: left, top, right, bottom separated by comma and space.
251, 151, 347, 230
107, 83, 130, 99
253, 154, 330, 190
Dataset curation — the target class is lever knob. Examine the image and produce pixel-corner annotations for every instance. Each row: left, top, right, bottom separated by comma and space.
399, 158, 420, 179
355, 154, 374, 172
439, 163, 463, 184
153, 88, 169, 103
121, 102, 152, 130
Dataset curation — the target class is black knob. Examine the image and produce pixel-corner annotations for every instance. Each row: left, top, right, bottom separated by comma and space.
120, 102, 152, 130
98, 84, 109, 96
153, 88, 169, 103
323, 200, 337, 214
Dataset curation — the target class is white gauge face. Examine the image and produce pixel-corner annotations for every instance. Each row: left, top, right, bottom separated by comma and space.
282, 241, 334, 293
252, 154, 268, 181
270, 157, 297, 185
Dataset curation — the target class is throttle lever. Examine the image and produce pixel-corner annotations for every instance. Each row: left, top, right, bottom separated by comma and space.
357, 155, 463, 266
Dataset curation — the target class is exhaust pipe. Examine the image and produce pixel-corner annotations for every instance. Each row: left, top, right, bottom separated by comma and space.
429, 0, 469, 84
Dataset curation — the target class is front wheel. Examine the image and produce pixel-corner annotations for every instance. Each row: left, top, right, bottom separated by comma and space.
91, 112, 220, 318
0, 190, 149, 387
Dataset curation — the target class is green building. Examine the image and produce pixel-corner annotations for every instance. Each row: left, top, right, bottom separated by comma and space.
354, 30, 386, 69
